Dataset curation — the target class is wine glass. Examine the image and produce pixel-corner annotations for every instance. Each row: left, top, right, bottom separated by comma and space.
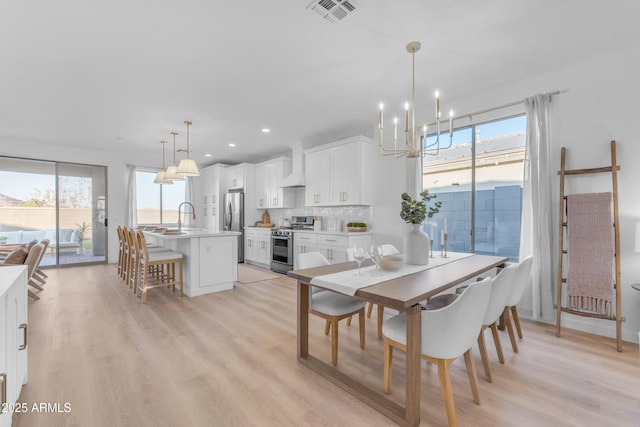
370, 244, 383, 275
353, 244, 367, 276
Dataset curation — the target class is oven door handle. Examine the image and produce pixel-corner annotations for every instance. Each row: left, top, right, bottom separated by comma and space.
271, 235, 291, 241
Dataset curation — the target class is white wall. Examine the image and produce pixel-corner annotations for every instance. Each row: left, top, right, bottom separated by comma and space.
370, 44, 640, 343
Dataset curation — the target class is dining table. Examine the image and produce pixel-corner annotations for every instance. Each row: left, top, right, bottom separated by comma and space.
288, 253, 508, 427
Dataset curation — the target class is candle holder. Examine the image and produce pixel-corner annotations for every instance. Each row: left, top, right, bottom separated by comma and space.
441, 233, 449, 258
430, 239, 434, 258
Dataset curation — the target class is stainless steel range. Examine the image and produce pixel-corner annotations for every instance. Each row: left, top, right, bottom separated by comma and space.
270, 216, 314, 274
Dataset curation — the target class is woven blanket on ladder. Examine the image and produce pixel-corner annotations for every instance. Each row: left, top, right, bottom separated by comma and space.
566, 192, 614, 316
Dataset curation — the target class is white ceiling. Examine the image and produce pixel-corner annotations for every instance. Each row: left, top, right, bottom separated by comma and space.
2, 1, 638, 167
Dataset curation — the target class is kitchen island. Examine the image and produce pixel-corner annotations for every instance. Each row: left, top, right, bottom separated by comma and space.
143, 229, 240, 297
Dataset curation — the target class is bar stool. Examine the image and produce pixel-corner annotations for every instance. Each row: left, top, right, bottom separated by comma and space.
134, 230, 183, 303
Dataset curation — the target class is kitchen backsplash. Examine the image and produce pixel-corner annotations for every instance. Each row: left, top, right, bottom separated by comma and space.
284, 206, 373, 232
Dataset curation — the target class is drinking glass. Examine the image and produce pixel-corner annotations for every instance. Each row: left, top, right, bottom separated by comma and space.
370, 244, 383, 275
353, 244, 367, 276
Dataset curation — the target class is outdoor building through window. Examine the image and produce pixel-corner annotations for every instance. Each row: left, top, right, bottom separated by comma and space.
423, 114, 526, 260
135, 170, 186, 225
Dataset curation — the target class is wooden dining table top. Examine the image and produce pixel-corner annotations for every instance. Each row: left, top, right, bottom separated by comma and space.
288, 254, 509, 310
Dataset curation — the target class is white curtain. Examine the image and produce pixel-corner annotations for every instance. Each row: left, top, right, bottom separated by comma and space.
125, 164, 138, 227
520, 94, 554, 321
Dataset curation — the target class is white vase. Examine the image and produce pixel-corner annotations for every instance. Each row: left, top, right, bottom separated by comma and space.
403, 223, 430, 265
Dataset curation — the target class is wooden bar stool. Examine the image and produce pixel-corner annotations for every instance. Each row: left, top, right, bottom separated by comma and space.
134, 230, 183, 303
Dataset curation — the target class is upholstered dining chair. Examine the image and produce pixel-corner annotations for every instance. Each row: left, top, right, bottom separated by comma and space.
297, 251, 366, 366
503, 256, 533, 353
382, 277, 493, 427
476, 263, 519, 382
133, 230, 184, 303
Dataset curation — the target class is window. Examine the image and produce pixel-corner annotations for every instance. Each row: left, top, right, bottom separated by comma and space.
135, 170, 186, 225
423, 114, 526, 259
0, 156, 107, 266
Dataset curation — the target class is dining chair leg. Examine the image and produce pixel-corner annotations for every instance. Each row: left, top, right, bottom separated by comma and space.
477, 326, 492, 382
346, 315, 352, 326
463, 349, 481, 405
490, 322, 505, 364
435, 358, 458, 427
511, 306, 523, 339
325, 320, 331, 335
377, 305, 384, 339
28, 290, 40, 300
359, 309, 365, 350
367, 302, 374, 318
383, 338, 393, 394
331, 318, 339, 366
503, 307, 518, 353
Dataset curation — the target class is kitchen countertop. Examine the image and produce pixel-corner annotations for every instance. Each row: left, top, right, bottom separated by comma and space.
292, 230, 372, 236
143, 229, 241, 239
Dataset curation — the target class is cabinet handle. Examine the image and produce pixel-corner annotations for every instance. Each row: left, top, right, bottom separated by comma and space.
329, 249, 333, 260
19, 323, 27, 350
0, 373, 5, 407
343, 191, 347, 201
325, 239, 337, 242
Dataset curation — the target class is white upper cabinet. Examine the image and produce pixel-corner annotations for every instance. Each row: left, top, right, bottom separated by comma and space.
254, 157, 294, 209
305, 136, 372, 207
305, 149, 331, 207
227, 163, 255, 193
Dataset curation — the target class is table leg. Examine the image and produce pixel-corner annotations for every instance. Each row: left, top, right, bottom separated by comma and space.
298, 281, 310, 358
405, 304, 421, 426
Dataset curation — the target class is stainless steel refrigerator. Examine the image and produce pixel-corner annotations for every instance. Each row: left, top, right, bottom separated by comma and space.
223, 189, 244, 262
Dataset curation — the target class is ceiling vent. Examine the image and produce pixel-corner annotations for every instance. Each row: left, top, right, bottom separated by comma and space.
307, 0, 358, 23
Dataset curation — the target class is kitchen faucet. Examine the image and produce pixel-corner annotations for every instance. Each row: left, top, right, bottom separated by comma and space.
177, 202, 196, 232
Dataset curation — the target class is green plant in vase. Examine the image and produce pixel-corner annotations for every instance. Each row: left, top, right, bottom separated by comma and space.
400, 191, 442, 265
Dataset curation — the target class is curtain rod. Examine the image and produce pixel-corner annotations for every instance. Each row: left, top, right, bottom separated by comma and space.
461, 90, 560, 121
428, 90, 561, 127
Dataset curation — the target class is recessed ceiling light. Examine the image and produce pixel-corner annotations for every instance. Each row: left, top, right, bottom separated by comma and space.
204, 153, 212, 157
261, 128, 271, 134
228, 143, 236, 147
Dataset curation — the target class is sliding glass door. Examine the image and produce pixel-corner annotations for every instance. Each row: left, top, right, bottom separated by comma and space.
0, 156, 107, 267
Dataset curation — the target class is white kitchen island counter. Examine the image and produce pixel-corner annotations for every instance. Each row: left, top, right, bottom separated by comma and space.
143, 230, 240, 297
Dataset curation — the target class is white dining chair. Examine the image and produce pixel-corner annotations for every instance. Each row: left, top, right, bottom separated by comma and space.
503, 256, 533, 353
382, 276, 493, 427
297, 251, 366, 366
476, 262, 519, 382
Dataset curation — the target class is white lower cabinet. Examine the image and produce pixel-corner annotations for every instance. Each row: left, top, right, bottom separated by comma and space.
0, 266, 28, 427
293, 232, 372, 269
244, 228, 272, 268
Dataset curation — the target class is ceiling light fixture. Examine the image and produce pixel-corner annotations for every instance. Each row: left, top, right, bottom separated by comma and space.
177, 120, 200, 177
261, 128, 271, 134
153, 140, 173, 185
228, 143, 236, 147
164, 131, 185, 181
378, 41, 454, 158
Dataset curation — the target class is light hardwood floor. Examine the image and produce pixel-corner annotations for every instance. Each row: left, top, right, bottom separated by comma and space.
14, 264, 640, 427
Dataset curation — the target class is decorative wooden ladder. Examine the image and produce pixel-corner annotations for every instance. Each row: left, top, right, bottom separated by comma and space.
555, 140, 623, 351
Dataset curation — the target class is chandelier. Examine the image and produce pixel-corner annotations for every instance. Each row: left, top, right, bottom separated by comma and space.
378, 41, 454, 158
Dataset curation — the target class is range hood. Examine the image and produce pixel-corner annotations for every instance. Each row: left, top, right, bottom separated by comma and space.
281, 144, 306, 188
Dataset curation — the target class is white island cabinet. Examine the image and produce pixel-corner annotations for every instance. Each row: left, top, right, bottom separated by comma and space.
144, 230, 240, 297
0, 265, 28, 427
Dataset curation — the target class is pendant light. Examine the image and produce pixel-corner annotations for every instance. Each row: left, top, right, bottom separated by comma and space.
153, 140, 173, 184
163, 131, 185, 181
177, 120, 200, 177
